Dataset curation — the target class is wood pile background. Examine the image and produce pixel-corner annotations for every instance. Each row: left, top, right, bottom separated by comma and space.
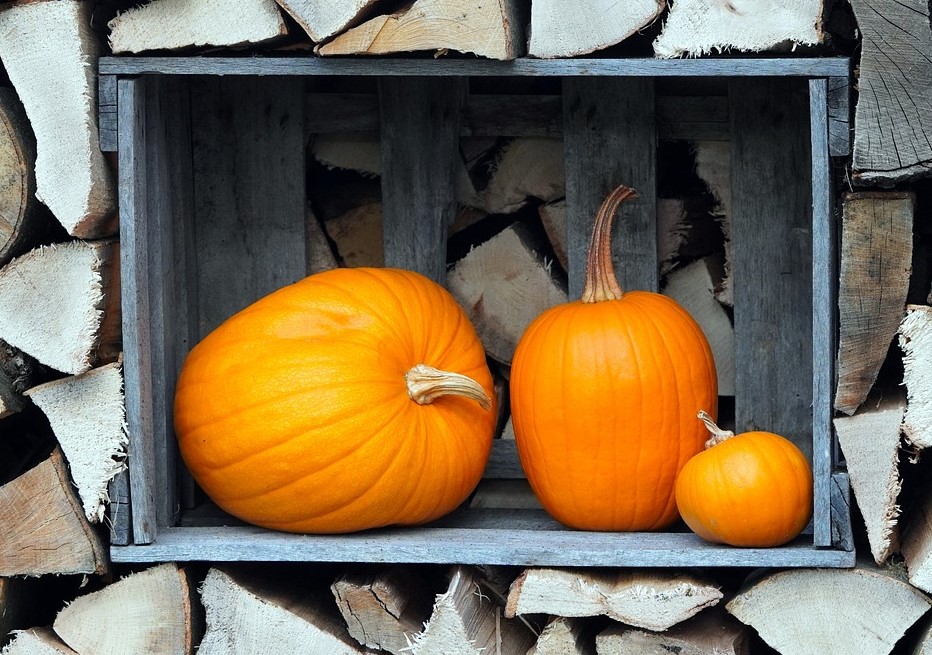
1, 0, 931, 653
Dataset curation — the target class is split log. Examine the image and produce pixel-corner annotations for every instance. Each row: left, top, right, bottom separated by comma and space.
409, 566, 536, 655
595, 609, 750, 655
0, 240, 119, 375
331, 567, 434, 655
849, 0, 932, 184
902, 477, 932, 595
692, 140, 732, 306
2, 629, 78, 655
834, 393, 905, 564
530, 616, 595, 655
899, 305, 932, 449
914, 617, 932, 655
480, 138, 565, 215
0, 87, 48, 268
528, 0, 665, 58
662, 257, 735, 396
199, 567, 365, 654
505, 568, 723, 632
108, 0, 288, 53
835, 192, 914, 415
726, 566, 932, 655
305, 204, 338, 274
53, 564, 197, 655
317, 0, 528, 60
24, 362, 127, 524
653, 0, 824, 58
323, 201, 383, 268
0, 448, 108, 577
446, 220, 567, 365
0, 0, 116, 238
0, 338, 34, 419
537, 200, 567, 272
275, 0, 380, 42
311, 134, 381, 177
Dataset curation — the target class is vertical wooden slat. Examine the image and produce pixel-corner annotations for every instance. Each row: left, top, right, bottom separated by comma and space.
810, 78, 835, 547
190, 77, 307, 337
117, 76, 157, 544
563, 78, 657, 298
378, 77, 465, 284
98, 74, 118, 152
730, 79, 813, 461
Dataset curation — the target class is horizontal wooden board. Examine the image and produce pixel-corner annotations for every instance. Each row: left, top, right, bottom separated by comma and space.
109, 513, 855, 567
100, 56, 850, 78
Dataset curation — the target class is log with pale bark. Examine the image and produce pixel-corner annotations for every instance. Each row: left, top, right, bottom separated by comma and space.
662, 257, 735, 396
834, 393, 905, 564
409, 566, 536, 655
0, 338, 33, 419
849, 0, 932, 184
726, 566, 932, 655
24, 362, 127, 524
52, 564, 197, 655
528, 0, 665, 58
530, 616, 595, 655
317, 0, 528, 60
537, 200, 567, 272
2, 629, 78, 655
480, 138, 565, 215
0, 0, 116, 238
108, 0, 288, 53
0, 87, 48, 268
899, 305, 932, 449
199, 567, 366, 654
653, 0, 824, 58
903, 478, 932, 596
595, 608, 750, 655
0, 240, 119, 375
0, 448, 108, 577
692, 140, 732, 306
505, 568, 723, 632
446, 220, 567, 364
835, 192, 914, 415
275, 0, 381, 42
331, 567, 434, 655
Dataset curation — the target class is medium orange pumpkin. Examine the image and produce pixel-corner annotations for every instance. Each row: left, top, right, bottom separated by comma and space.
173, 267, 496, 534
510, 185, 718, 531
675, 411, 813, 547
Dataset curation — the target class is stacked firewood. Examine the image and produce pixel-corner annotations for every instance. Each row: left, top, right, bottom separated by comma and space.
1, 0, 931, 654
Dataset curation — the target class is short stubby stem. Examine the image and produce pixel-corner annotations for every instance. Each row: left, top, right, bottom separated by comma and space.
405, 364, 492, 411
698, 409, 735, 449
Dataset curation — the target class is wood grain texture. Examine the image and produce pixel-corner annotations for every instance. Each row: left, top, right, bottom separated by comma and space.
563, 77, 657, 298
828, 75, 850, 156
529, 0, 664, 58
98, 74, 118, 153
110, 521, 855, 567
730, 78, 813, 461
99, 56, 852, 78
0, 449, 109, 577
831, 471, 855, 553
835, 192, 914, 415
378, 77, 464, 284
849, 0, 932, 184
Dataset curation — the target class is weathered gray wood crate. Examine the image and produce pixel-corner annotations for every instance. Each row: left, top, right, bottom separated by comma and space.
100, 56, 855, 567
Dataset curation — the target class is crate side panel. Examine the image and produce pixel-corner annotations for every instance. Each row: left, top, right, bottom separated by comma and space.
730, 78, 814, 461
189, 77, 307, 338
564, 77, 658, 297
378, 77, 466, 283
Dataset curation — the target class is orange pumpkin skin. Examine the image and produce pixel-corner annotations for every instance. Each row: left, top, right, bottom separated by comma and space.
509, 186, 718, 531
173, 267, 496, 534
675, 430, 813, 547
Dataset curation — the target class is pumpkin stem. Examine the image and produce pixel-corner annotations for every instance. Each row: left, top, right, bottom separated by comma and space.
698, 410, 735, 449
581, 184, 640, 304
405, 364, 492, 411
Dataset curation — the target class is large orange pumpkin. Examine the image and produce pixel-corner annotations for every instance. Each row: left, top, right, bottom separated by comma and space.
675, 411, 813, 547
173, 267, 496, 534
510, 185, 718, 531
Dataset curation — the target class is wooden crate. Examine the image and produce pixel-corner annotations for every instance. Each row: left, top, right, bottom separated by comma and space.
100, 56, 855, 567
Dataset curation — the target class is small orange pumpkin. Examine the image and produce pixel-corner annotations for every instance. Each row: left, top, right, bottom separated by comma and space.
675, 411, 813, 547
173, 267, 496, 534
509, 185, 718, 531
